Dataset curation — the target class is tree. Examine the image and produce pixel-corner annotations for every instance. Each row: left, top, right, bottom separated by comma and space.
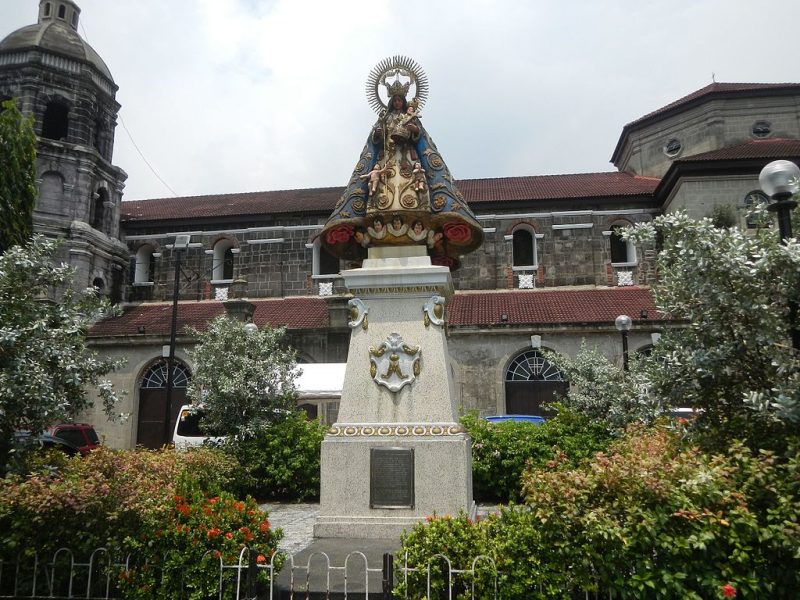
544, 343, 659, 431
0, 236, 123, 468
627, 211, 800, 449
186, 316, 299, 439
0, 98, 37, 253
547, 210, 800, 450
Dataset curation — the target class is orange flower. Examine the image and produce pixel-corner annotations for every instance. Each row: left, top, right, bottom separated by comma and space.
256, 554, 267, 564
259, 520, 270, 533
234, 501, 245, 512
207, 528, 221, 538
213, 550, 222, 559
176, 503, 190, 517
721, 584, 737, 598
225, 532, 233, 540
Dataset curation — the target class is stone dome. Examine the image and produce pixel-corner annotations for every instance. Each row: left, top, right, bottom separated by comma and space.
0, 1, 113, 83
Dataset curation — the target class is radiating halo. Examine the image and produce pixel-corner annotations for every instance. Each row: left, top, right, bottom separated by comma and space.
365, 55, 429, 115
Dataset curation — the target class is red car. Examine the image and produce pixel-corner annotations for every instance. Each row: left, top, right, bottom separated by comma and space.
46, 424, 101, 456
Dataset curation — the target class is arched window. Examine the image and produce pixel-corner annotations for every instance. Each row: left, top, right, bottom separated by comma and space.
134, 244, 155, 284
609, 224, 637, 264
41, 101, 69, 141
92, 277, 105, 292
91, 188, 107, 230
512, 226, 537, 267
57, 4, 66, 19
44, 3, 51, 17
141, 361, 191, 389
212, 239, 234, 281
506, 350, 563, 381
504, 349, 566, 417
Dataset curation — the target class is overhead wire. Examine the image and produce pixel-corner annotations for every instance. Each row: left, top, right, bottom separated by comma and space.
80, 18, 179, 197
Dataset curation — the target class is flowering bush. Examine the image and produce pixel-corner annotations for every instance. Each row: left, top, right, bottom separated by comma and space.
119, 489, 282, 599
0, 446, 281, 597
517, 428, 800, 598
398, 429, 800, 598
461, 409, 612, 502
0, 446, 240, 554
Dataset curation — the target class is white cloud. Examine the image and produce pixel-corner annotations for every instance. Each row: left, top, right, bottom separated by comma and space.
1, 0, 799, 199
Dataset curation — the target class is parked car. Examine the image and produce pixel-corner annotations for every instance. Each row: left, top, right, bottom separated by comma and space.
12, 430, 82, 456
173, 405, 225, 450
45, 423, 101, 456
484, 415, 546, 424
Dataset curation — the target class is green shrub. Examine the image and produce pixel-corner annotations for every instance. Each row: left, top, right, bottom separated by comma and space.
397, 428, 800, 599
0, 446, 240, 555
462, 409, 613, 502
518, 428, 800, 598
223, 411, 327, 501
119, 489, 282, 599
0, 446, 278, 597
396, 511, 496, 600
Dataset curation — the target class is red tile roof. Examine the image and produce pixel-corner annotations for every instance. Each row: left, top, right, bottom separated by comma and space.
121, 172, 659, 223
122, 187, 342, 222
90, 297, 329, 337
448, 287, 662, 327
457, 172, 659, 203
674, 138, 800, 162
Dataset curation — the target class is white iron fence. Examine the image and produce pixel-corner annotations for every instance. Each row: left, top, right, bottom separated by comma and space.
0, 547, 611, 599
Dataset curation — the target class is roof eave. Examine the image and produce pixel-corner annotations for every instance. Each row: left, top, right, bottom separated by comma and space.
654, 154, 800, 203
611, 85, 800, 167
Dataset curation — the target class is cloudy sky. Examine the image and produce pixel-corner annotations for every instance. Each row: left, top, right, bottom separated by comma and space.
2, 0, 799, 201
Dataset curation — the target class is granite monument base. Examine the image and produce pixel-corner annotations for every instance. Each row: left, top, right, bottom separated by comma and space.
314, 431, 474, 538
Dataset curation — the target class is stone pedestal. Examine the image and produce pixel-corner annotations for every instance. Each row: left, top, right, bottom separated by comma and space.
314, 247, 474, 538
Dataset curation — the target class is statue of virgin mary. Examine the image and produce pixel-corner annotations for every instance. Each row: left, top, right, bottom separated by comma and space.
319, 56, 483, 269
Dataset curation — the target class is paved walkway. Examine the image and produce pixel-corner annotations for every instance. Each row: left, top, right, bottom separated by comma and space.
260, 502, 320, 555
261, 502, 500, 556
259, 503, 501, 598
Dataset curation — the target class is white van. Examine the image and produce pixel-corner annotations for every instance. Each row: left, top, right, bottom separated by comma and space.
172, 405, 225, 450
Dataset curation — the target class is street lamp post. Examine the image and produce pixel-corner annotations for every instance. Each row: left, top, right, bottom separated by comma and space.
615, 314, 633, 371
759, 160, 800, 351
164, 234, 191, 445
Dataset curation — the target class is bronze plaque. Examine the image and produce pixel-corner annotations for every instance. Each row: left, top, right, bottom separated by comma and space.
370, 447, 414, 509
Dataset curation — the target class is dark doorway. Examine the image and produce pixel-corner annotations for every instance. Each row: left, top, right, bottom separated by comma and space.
504, 350, 566, 417
137, 361, 191, 448
505, 380, 567, 416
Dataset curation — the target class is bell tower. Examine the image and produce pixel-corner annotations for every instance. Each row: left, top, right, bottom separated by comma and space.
0, 0, 128, 299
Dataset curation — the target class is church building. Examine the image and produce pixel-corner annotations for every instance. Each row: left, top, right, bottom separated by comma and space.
3, 2, 800, 449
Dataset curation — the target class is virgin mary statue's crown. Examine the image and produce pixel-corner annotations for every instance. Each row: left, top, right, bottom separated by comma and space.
385, 77, 410, 98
